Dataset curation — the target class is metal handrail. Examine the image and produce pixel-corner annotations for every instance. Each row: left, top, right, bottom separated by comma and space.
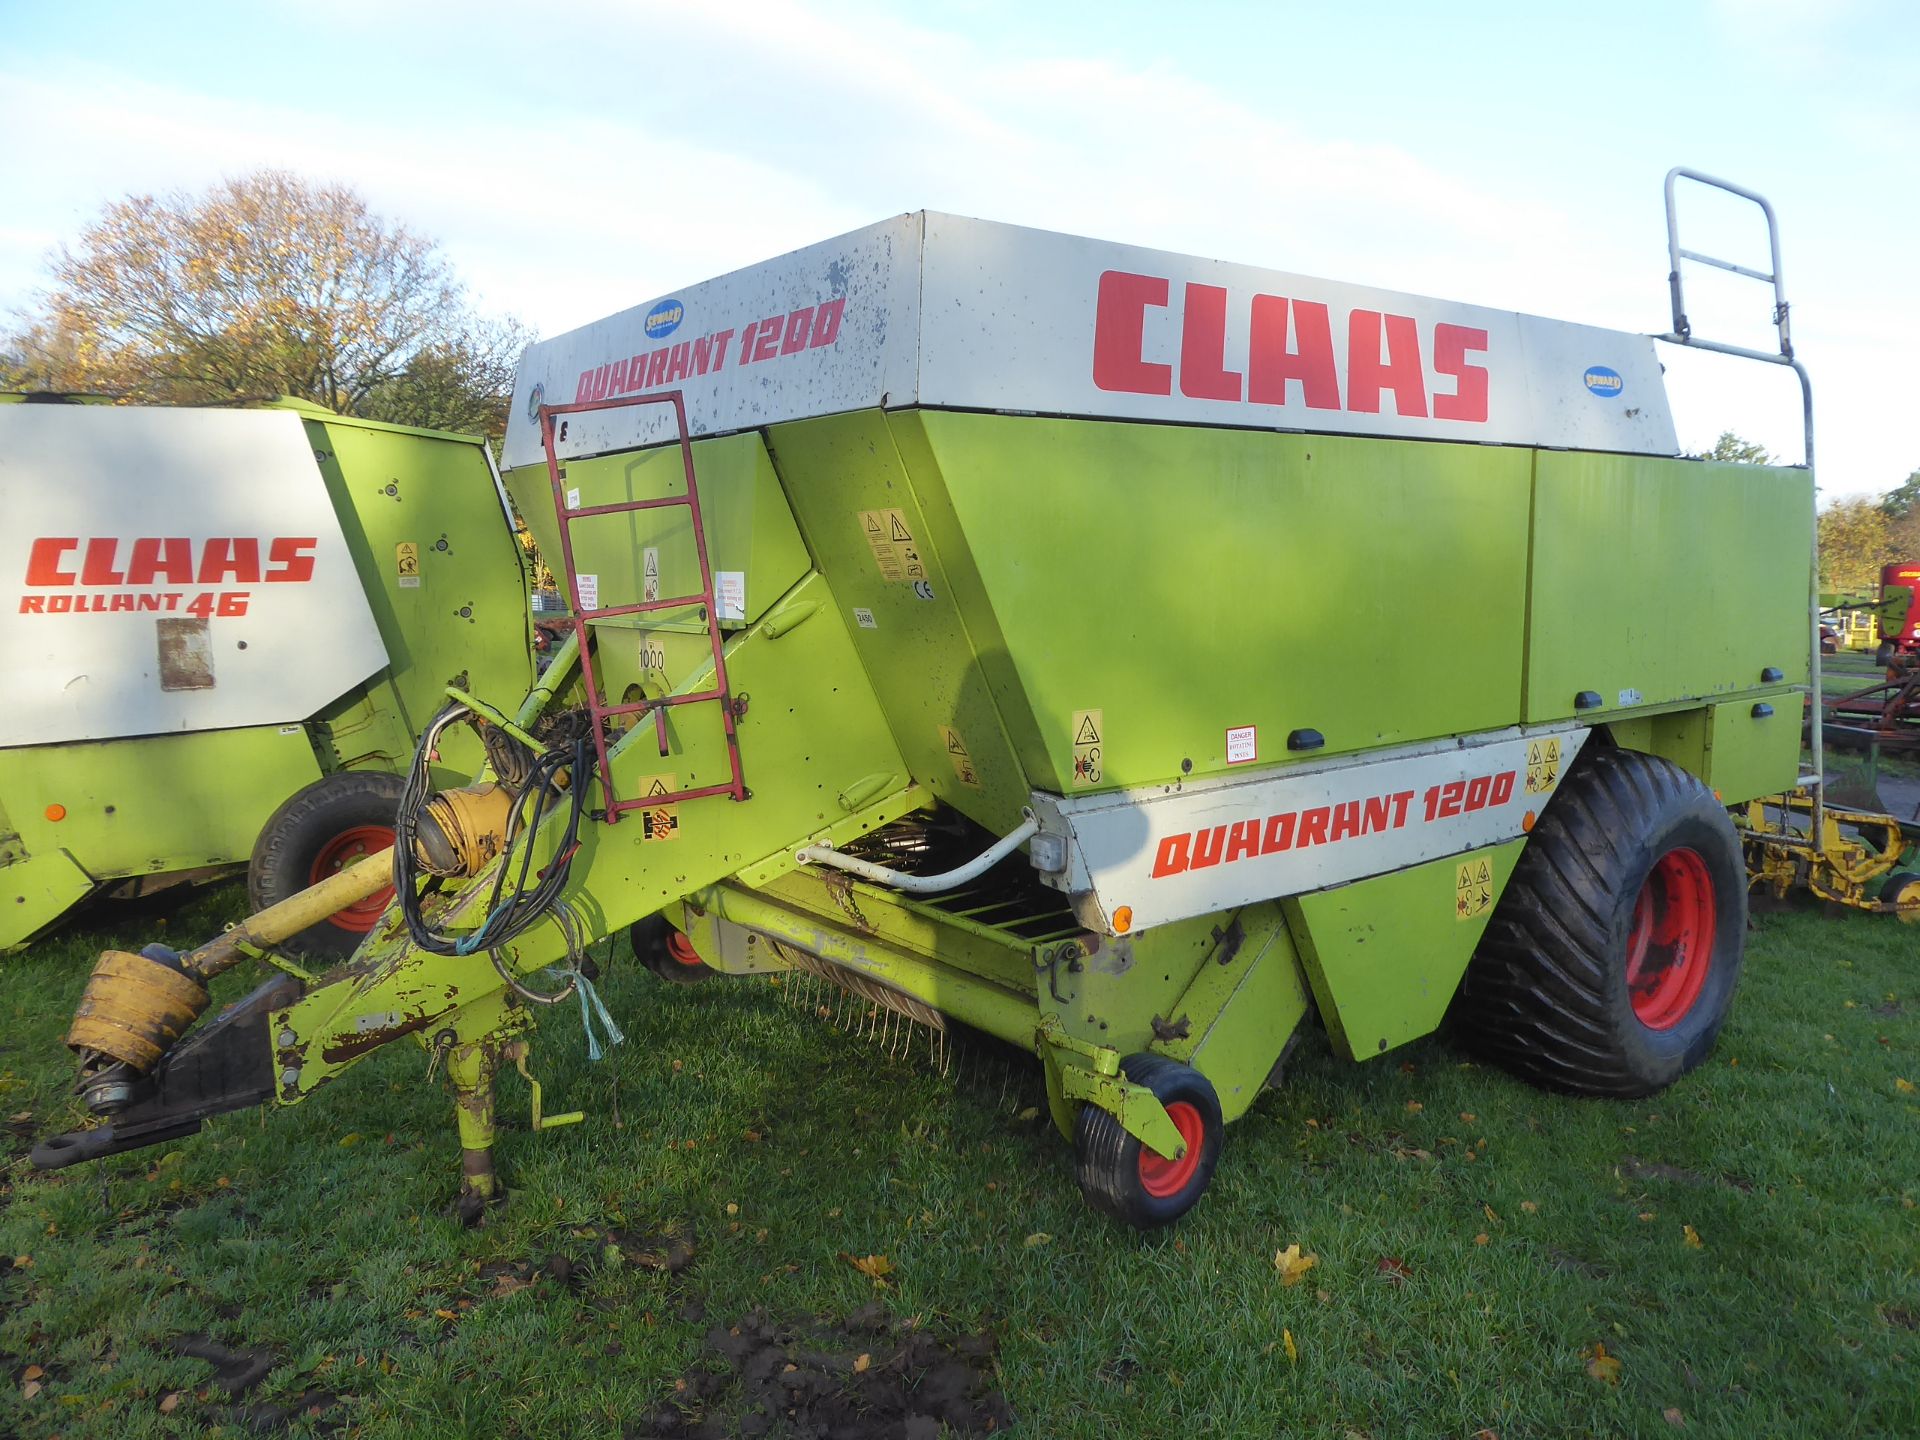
1655, 166, 1824, 850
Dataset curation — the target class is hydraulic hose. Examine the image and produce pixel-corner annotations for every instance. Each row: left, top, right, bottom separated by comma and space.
793, 810, 1039, 895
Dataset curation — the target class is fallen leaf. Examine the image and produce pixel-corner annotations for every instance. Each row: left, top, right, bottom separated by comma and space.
1521, 1200, 1538, 1213
1663, 1407, 1686, 1428
434, 1308, 457, 1321
1483, 1203, 1500, 1225
22, 1379, 42, 1401
1405, 1100, 1424, 1114
158, 1392, 184, 1415
338, 1133, 361, 1147
1472, 1431, 1500, 1440
1896, 1078, 1916, 1095
1024, 1232, 1052, 1248
1376, 1256, 1410, 1285
1016, 1106, 1039, 1123
853, 1353, 872, 1373
1474, 1233, 1490, 1246
1587, 1341, 1623, 1385
840, 1252, 893, 1283
1459, 1112, 1477, 1124
725, 1202, 739, 1216
1282, 1327, 1297, 1364
1682, 1224, 1703, 1249
744, 1129, 763, 1142
1638, 1211, 1657, 1223
22, 1365, 43, 1382
1274, 1243, 1318, 1286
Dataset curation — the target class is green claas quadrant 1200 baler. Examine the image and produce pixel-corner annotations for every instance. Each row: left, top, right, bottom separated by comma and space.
34, 183, 1815, 1228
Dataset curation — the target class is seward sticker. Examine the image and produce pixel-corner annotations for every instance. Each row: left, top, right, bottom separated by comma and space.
640, 774, 679, 841
576, 573, 599, 611
1455, 855, 1495, 920
853, 607, 877, 629
716, 571, 746, 622
565, 486, 581, 511
938, 724, 982, 788
1226, 725, 1258, 765
396, 541, 421, 589
1070, 708, 1104, 788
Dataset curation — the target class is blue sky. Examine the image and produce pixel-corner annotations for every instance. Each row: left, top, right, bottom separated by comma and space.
3, 0, 1914, 495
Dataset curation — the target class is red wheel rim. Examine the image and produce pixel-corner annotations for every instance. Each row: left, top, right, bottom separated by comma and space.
1137, 1100, 1206, 1199
1624, 846, 1716, 1030
308, 825, 396, 934
665, 931, 705, 967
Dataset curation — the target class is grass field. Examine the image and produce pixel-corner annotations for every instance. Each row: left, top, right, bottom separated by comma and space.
2, 882, 1916, 1439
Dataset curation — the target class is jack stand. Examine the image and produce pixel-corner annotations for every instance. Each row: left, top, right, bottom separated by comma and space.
447, 1038, 508, 1226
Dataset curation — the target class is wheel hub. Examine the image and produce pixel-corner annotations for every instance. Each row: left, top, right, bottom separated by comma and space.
308, 825, 397, 933
1624, 846, 1715, 1030
1137, 1100, 1205, 1198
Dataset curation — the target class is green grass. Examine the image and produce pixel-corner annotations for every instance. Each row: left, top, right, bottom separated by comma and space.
2, 885, 1917, 1439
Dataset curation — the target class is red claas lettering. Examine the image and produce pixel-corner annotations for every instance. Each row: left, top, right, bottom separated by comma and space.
1092, 269, 1489, 424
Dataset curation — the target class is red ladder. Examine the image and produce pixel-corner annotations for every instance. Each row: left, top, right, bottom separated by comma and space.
537, 390, 746, 824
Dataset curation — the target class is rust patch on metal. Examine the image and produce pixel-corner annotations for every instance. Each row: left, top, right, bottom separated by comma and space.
319, 1007, 444, 1064
156, 617, 215, 691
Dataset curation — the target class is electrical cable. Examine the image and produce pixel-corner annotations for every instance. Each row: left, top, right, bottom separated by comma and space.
392, 702, 593, 958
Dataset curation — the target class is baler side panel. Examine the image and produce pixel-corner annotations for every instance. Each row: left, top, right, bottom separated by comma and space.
307, 421, 534, 780
1524, 455, 1812, 725
763, 411, 1032, 835
901, 414, 1534, 790
0, 727, 325, 882
1284, 839, 1524, 1061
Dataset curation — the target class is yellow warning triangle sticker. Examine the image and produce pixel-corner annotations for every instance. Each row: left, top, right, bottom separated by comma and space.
889, 514, 913, 542
643, 778, 670, 798
945, 728, 968, 754
1074, 714, 1101, 745
863, 512, 883, 533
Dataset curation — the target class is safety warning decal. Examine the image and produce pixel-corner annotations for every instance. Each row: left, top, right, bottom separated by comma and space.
1524, 736, 1562, 794
396, 541, 421, 589
1455, 855, 1494, 920
576, 573, 600, 611
1226, 725, 1257, 765
858, 508, 927, 583
642, 546, 660, 603
639, 774, 679, 841
938, 724, 982, 788
1071, 708, 1104, 788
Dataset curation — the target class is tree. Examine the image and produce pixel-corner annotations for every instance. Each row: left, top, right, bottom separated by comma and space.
1695, 431, 1774, 465
3, 171, 529, 440
1818, 496, 1893, 593
1878, 468, 1920, 522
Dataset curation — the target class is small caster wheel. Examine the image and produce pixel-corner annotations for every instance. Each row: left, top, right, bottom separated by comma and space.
631, 915, 713, 984
1074, 1054, 1222, 1228
1882, 870, 1920, 924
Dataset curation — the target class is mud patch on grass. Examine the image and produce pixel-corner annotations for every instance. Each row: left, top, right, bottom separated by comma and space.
630, 1303, 1012, 1439
165, 1333, 344, 1434
1620, 1154, 1754, 1193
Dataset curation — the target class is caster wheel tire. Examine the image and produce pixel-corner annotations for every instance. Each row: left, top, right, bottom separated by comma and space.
631, 915, 714, 983
1453, 747, 1747, 1098
1074, 1053, 1222, 1229
248, 770, 406, 965
1881, 870, 1920, 923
